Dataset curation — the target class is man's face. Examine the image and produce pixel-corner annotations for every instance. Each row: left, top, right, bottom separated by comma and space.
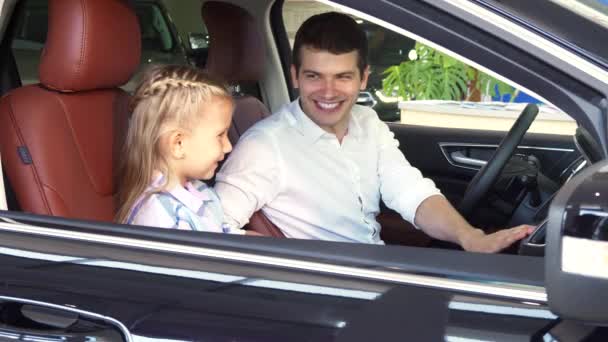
291, 46, 369, 136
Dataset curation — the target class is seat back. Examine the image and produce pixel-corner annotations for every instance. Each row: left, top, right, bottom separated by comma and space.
202, 1, 283, 237
202, 1, 270, 145
0, 0, 141, 221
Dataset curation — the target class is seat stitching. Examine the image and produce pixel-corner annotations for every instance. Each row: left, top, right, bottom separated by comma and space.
5, 94, 53, 214
74, 0, 86, 85
51, 93, 101, 196
41, 183, 70, 216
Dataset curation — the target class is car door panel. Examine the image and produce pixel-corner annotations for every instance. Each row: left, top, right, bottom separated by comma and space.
387, 124, 580, 205
377, 124, 578, 245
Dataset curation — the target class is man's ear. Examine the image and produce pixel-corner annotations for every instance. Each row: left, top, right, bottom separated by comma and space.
290, 65, 299, 89
359, 65, 370, 90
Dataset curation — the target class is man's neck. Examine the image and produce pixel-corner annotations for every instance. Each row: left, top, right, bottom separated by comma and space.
318, 116, 350, 144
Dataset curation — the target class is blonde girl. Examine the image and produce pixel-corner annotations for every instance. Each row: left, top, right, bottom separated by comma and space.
116, 64, 243, 234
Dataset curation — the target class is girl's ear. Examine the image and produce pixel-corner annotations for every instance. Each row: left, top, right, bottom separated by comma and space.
167, 130, 186, 160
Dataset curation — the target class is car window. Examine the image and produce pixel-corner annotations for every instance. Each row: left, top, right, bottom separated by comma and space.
135, 2, 175, 52
12, 1, 45, 46
282, 0, 577, 136
10, 0, 195, 89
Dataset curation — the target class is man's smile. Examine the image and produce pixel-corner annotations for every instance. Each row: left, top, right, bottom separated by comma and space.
313, 100, 343, 113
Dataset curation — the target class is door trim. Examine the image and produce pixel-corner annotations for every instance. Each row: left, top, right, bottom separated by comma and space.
439, 142, 575, 170
0, 220, 547, 303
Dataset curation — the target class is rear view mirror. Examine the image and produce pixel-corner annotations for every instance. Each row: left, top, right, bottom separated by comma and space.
546, 160, 608, 323
187, 32, 209, 67
188, 32, 209, 50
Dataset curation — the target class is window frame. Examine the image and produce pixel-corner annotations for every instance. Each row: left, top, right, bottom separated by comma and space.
278, 0, 608, 150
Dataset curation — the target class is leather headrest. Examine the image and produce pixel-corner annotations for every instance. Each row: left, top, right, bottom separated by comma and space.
39, 0, 141, 92
202, 2, 265, 83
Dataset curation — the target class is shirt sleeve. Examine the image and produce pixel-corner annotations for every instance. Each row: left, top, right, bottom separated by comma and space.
215, 130, 282, 230
375, 118, 442, 226
130, 194, 180, 229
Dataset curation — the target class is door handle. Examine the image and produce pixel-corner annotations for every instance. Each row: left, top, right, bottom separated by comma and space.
450, 151, 487, 167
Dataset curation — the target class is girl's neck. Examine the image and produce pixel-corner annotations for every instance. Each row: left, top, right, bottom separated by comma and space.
156, 171, 187, 190
169, 175, 188, 189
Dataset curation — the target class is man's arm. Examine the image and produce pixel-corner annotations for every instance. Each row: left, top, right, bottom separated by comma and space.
373, 117, 532, 253
215, 131, 282, 230
414, 195, 533, 253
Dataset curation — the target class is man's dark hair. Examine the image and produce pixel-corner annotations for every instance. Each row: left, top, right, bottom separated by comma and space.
292, 12, 368, 76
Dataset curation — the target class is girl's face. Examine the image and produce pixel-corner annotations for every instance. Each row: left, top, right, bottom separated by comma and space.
176, 97, 233, 183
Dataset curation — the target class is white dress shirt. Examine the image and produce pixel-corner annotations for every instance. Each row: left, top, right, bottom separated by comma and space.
215, 100, 441, 244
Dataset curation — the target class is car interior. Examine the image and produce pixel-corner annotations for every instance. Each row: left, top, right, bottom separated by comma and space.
0, 0, 605, 257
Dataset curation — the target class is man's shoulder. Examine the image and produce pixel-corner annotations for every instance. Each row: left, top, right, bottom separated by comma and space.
240, 102, 297, 141
351, 104, 386, 137
352, 104, 381, 124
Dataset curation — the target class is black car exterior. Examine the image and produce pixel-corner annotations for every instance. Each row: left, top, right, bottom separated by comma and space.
1, 0, 608, 340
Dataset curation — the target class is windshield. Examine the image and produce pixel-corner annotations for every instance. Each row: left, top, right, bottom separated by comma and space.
480, 0, 608, 68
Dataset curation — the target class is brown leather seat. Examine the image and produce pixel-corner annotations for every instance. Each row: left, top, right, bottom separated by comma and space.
202, 1, 285, 238
0, 0, 141, 222
202, 1, 271, 145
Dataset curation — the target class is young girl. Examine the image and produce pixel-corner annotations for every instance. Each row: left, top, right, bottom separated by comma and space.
116, 64, 244, 234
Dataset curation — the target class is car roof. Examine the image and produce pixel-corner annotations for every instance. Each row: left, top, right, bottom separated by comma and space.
478, 0, 608, 69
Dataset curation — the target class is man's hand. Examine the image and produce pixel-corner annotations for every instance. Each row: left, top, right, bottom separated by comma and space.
460, 225, 535, 253
415, 196, 535, 253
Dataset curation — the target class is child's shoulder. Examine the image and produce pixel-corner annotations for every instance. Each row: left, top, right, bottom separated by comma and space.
129, 192, 175, 226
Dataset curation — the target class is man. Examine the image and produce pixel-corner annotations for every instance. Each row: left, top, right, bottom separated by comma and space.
215, 12, 532, 252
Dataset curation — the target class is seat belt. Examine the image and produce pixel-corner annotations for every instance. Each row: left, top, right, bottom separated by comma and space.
0, 152, 7, 211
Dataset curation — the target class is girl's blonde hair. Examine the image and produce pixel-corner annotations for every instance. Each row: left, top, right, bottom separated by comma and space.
115, 64, 232, 223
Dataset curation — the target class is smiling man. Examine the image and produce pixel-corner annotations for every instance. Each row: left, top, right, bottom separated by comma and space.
215, 12, 532, 252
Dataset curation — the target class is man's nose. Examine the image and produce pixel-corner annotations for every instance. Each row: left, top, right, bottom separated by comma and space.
320, 78, 337, 98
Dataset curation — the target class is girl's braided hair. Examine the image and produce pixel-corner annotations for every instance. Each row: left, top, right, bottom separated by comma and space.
116, 64, 232, 223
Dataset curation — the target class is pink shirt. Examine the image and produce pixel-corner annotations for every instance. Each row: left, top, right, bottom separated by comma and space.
125, 174, 244, 234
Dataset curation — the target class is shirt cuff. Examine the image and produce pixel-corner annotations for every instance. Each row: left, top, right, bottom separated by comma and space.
402, 186, 443, 229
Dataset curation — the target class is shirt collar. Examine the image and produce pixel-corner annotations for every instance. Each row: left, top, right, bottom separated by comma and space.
290, 99, 327, 144
289, 99, 362, 144
347, 107, 363, 140
153, 173, 213, 213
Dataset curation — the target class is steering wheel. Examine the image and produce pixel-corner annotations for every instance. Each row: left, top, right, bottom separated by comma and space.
458, 104, 539, 219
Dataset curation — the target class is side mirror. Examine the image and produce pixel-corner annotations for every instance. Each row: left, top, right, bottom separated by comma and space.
546, 160, 608, 323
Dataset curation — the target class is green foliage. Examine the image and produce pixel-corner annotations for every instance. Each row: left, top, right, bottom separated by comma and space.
475, 71, 517, 99
382, 42, 517, 101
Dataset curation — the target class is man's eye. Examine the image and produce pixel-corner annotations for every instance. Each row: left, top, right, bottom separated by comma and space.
339, 75, 353, 80
305, 74, 318, 80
